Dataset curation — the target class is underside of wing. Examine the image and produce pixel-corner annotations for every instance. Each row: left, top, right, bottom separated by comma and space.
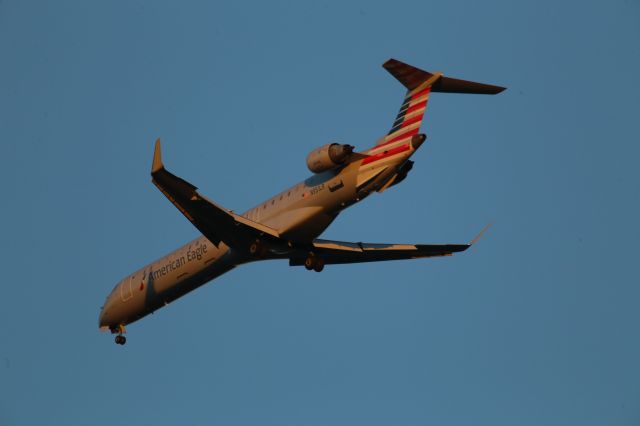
150, 139, 281, 250
289, 239, 471, 266
288, 225, 490, 267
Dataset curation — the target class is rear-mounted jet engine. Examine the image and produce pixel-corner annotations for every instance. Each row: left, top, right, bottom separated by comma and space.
306, 143, 354, 173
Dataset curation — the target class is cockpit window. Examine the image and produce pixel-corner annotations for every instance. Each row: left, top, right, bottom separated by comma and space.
107, 283, 119, 299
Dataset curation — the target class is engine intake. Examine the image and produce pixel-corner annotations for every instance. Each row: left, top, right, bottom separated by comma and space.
306, 143, 354, 173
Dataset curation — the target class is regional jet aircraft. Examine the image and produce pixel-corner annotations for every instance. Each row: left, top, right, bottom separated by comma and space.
99, 59, 505, 345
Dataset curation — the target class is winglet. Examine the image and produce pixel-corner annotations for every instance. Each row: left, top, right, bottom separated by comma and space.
151, 138, 164, 173
470, 223, 492, 245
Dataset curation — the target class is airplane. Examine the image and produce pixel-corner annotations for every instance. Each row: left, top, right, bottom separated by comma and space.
99, 59, 505, 345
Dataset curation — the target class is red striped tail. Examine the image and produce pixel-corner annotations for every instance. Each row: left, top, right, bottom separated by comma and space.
380, 84, 433, 148
375, 60, 441, 148
375, 58, 506, 149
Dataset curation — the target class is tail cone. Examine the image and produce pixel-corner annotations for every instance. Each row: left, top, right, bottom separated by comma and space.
411, 134, 426, 149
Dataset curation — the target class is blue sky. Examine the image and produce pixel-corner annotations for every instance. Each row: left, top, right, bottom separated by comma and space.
1, 1, 639, 425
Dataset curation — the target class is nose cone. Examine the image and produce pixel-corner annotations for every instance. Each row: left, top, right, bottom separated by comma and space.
98, 293, 117, 331
98, 305, 111, 330
411, 133, 426, 150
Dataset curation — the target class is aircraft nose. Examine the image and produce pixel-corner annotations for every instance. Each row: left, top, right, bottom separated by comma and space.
98, 295, 116, 330
98, 306, 110, 329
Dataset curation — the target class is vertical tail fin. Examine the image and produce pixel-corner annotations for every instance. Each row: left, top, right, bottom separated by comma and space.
378, 60, 440, 147
376, 59, 505, 147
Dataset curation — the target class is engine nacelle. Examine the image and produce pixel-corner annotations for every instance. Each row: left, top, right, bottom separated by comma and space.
306, 143, 354, 173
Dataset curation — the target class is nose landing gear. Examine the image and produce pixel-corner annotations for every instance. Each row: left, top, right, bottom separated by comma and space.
111, 324, 127, 345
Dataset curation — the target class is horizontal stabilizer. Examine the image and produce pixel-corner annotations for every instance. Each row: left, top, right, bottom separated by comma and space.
432, 75, 505, 95
383, 58, 505, 94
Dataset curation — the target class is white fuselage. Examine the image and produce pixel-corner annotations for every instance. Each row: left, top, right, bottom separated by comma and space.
98, 137, 423, 331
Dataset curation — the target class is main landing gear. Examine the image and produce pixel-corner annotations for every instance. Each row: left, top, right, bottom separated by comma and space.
111, 324, 127, 346
304, 254, 325, 272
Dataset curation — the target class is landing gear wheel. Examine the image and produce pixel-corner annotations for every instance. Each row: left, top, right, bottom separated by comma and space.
304, 254, 325, 272
304, 256, 315, 270
115, 335, 126, 345
313, 257, 325, 273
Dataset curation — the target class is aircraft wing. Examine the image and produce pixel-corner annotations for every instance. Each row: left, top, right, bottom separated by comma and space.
289, 227, 489, 266
150, 139, 281, 249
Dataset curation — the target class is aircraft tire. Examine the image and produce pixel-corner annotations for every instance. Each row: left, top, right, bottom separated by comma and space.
115, 335, 126, 345
304, 256, 315, 270
313, 258, 325, 272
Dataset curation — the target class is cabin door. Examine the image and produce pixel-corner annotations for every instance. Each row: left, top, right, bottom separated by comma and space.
120, 275, 134, 302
